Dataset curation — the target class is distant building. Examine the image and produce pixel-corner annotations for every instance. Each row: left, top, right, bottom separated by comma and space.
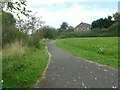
74, 22, 91, 31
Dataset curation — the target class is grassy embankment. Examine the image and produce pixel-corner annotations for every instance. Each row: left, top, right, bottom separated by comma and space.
2, 40, 49, 88
56, 37, 118, 69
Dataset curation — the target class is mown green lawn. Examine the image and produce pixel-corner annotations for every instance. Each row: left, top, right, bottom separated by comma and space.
2, 43, 49, 88
56, 37, 118, 69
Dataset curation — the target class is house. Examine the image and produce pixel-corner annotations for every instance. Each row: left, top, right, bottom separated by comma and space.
74, 22, 91, 31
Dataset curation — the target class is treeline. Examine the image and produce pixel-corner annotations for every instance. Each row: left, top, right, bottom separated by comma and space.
2, 11, 26, 46
2, 10, 120, 48
2, 10, 58, 48
2, 0, 63, 48
56, 12, 119, 38
92, 16, 114, 28
1, 0, 120, 47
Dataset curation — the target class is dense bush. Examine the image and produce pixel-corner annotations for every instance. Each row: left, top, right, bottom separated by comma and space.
58, 27, 118, 38
107, 22, 118, 36
92, 16, 114, 29
38, 26, 58, 39
26, 35, 41, 49
2, 41, 48, 88
2, 11, 29, 47
2, 11, 43, 49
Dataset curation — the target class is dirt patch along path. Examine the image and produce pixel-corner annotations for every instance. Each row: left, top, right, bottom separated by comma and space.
35, 41, 118, 88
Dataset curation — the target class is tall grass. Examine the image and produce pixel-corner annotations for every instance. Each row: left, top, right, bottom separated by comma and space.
2, 41, 48, 88
2, 42, 27, 57
0, 50, 2, 89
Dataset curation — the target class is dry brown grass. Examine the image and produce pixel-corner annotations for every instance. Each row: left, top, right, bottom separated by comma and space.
2, 42, 27, 57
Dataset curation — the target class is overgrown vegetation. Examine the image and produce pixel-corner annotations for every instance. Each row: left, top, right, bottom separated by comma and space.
57, 22, 118, 38
0, 13, 2, 50
37, 26, 58, 39
2, 41, 48, 88
57, 12, 119, 38
2, 0, 50, 88
2, 10, 51, 88
56, 37, 118, 69
1, 0, 119, 88
91, 16, 114, 28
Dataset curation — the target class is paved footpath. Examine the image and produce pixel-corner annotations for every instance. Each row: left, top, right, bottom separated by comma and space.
35, 41, 118, 88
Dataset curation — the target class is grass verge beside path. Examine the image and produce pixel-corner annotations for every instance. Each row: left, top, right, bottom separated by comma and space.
2, 41, 49, 88
56, 37, 118, 69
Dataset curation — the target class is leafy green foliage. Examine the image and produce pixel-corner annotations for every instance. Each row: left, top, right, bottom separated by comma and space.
57, 13, 119, 39
60, 22, 68, 29
2, 11, 27, 47
2, 1, 50, 88
57, 22, 118, 38
56, 37, 118, 68
57, 23, 74, 38
107, 22, 119, 36
2, 0, 31, 17
2, 11, 43, 49
113, 12, 120, 21
92, 16, 114, 29
92, 16, 114, 28
38, 26, 58, 39
2, 11, 18, 46
26, 35, 41, 49
2, 11, 16, 25
68, 26, 74, 31
0, 13, 2, 50
2, 42, 48, 88
0, 13, 1, 19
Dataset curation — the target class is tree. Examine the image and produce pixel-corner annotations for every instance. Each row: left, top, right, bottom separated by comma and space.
2, 0, 32, 46
39, 26, 57, 39
68, 26, 74, 31
2, 0, 31, 17
18, 14, 45, 35
113, 12, 120, 21
28, 14, 45, 34
92, 16, 114, 29
108, 16, 112, 20
60, 22, 68, 29
2, 11, 20, 46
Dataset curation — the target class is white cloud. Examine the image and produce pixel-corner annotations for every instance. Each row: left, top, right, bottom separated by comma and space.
25, 2, 116, 28
11, 0, 118, 28
26, 0, 119, 6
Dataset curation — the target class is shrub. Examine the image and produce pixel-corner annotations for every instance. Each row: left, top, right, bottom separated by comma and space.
2, 41, 49, 88
107, 22, 118, 36
27, 35, 41, 49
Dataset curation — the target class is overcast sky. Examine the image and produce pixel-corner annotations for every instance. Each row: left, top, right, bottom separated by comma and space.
14, 0, 119, 28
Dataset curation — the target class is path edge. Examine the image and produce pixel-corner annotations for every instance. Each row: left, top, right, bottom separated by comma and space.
55, 42, 118, 71
33, 45, 51, 88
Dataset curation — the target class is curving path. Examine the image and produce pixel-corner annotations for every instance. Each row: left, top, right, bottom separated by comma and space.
35, 41, 118, 88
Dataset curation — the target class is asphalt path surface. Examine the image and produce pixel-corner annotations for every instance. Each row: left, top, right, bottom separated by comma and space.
35, 41, 118, 88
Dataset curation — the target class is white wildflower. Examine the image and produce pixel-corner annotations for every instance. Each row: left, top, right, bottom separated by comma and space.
1, 80, 3, 83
